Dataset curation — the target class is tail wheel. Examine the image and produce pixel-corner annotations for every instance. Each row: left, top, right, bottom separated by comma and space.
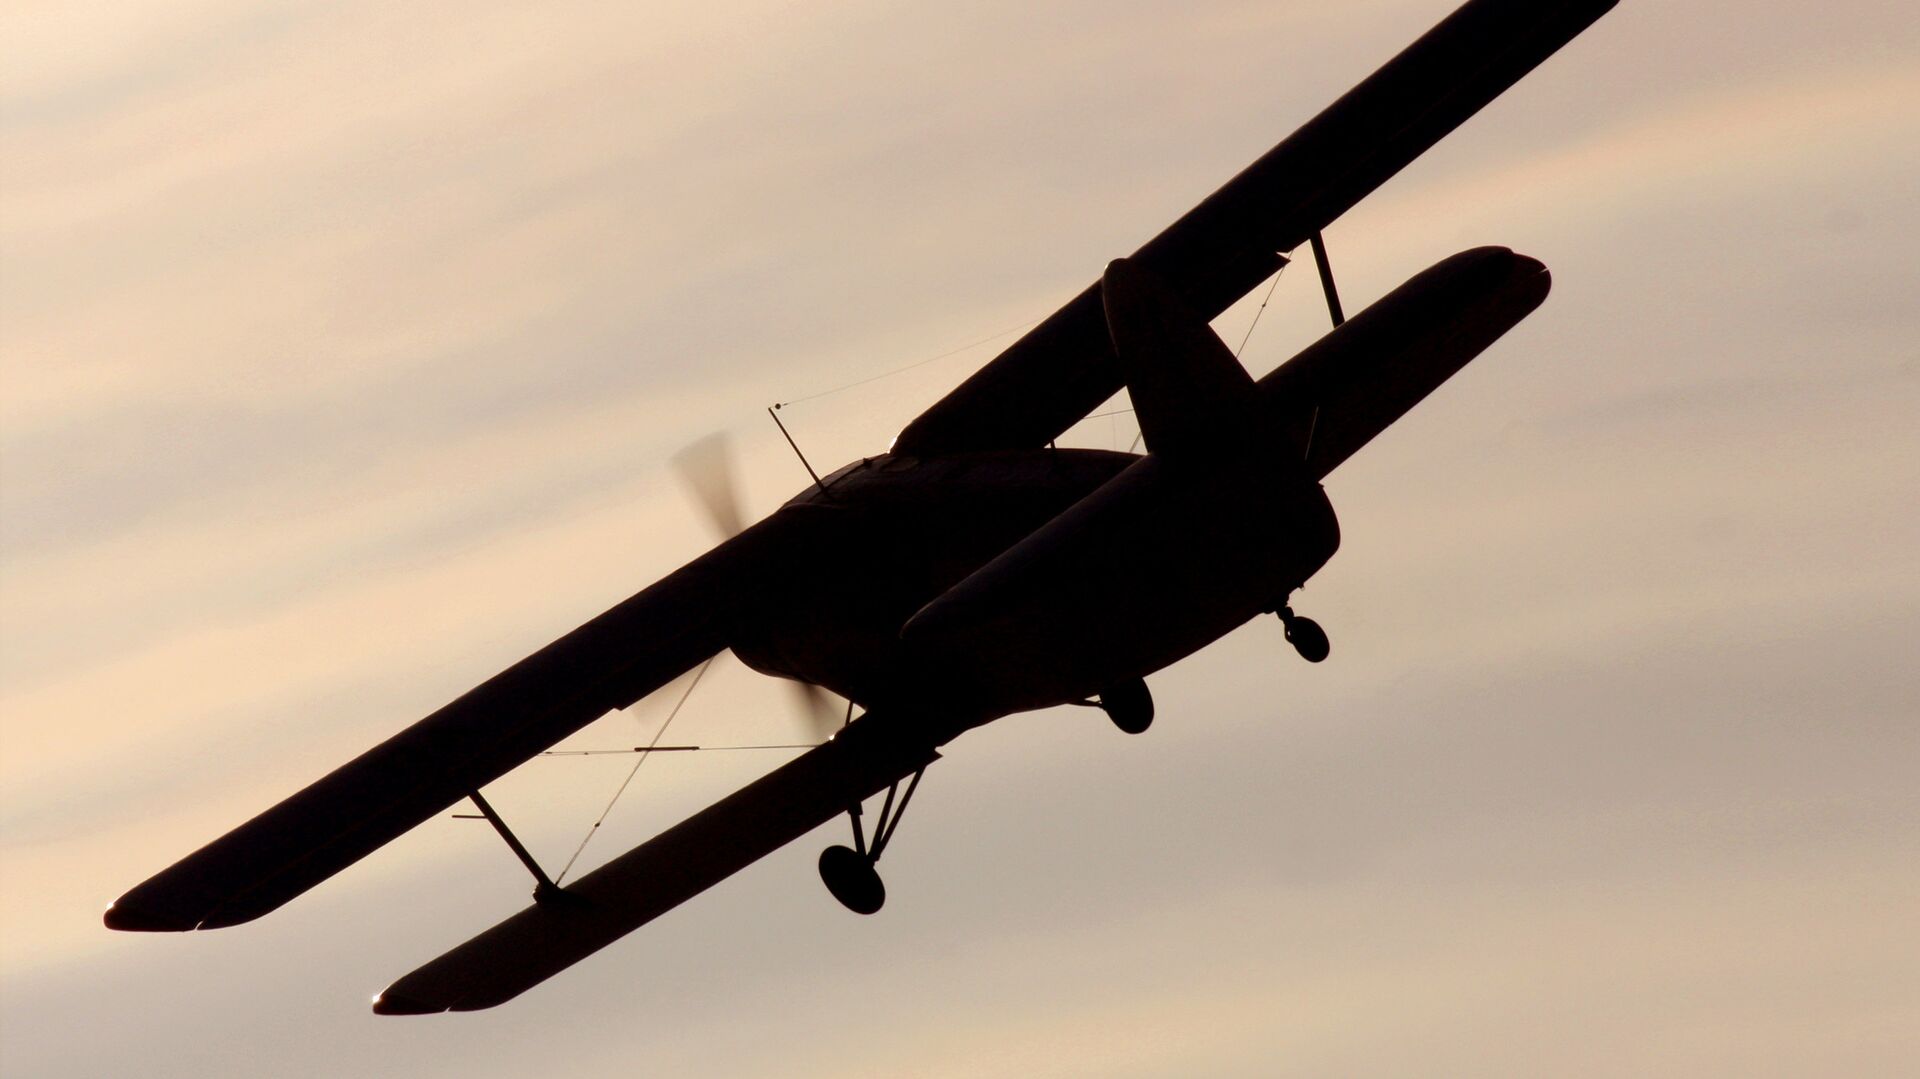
1280, 609, 1331, 663
1099, 679, 1154, 734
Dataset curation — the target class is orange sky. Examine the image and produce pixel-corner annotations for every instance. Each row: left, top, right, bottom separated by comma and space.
4, 1, 1917, 1074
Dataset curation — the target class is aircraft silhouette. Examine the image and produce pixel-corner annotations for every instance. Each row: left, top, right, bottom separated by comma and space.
105, 0, 1619, 1013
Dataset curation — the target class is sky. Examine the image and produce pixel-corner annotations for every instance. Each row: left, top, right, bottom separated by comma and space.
3, 0, 1917, 1074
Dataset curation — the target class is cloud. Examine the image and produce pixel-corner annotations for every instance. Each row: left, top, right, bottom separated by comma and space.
5, 0, 1918, 1074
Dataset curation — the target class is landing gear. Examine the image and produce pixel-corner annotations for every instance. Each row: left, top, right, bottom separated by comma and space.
1098, 679, 1154, 734
1279, 605, 1330, 663
820, 766, 926, 914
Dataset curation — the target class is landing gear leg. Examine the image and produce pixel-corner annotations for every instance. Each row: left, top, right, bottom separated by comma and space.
819, 766, 926, 915
1278, 605, 1330, 663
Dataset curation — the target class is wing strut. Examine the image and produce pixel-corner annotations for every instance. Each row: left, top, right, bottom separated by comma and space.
1302, 231, 1344, 460
462, 790, 564, 904
373, 714, 940, 1014
1309, 232, 1346, 328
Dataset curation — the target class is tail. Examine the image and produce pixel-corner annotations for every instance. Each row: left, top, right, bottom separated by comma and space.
1259, 246, 1551, 479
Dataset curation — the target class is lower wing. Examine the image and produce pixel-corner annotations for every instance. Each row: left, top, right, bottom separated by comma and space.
374, 713, 937, 1014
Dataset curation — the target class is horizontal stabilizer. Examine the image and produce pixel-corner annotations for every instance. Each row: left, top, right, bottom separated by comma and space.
1259, 246, 1552, 478
894, 0, 1616, 456
102, 533, 769, 933
373, 716, 937, 1014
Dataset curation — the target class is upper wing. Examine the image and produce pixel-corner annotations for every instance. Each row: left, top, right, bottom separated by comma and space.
891, 0, 1618, 456
103, 526, 780, 933
373, 713, 938, 1014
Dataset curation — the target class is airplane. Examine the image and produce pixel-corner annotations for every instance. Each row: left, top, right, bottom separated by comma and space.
104, 0, 1620, 1014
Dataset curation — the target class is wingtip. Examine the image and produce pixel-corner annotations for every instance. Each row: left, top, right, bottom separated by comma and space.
1099, 256, 1153, 298
103, 896, 194, 932
1511, 252, 1552, 298
371, 989, 445, 1016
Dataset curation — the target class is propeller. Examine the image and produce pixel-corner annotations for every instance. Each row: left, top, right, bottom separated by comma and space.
670, 432, 846, 744
787, 681, 846, 743
670, 432, 747, 540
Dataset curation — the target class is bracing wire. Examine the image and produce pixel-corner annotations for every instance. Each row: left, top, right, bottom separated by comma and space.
777, 249, 1292, 447
541, 743, 818, 756
1234, 257, 1291, 360
774, 317, 1040, 408
1125, 257, 1292, 455
554, 657, 714, 885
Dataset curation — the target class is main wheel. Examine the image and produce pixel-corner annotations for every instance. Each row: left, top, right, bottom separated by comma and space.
818, 844, 885, 914
1283, 615, 1330, 663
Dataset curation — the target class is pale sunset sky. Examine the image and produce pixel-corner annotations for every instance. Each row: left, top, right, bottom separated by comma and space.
3, 1, 1917, 1075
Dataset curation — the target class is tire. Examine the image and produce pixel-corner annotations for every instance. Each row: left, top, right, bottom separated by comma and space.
818, 844, 885, 914
1284, 616, 1330, 663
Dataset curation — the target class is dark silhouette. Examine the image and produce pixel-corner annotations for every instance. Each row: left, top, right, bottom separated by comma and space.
103, 0, 1616, 1014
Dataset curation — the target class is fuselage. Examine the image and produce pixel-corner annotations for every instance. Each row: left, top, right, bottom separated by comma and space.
728, 447, 1340, 738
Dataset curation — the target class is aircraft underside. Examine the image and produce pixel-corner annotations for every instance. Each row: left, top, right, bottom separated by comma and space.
729, 447, 1341, 732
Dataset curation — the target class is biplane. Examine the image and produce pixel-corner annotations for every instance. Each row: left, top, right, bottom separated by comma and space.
106, 0, 1619, 1013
